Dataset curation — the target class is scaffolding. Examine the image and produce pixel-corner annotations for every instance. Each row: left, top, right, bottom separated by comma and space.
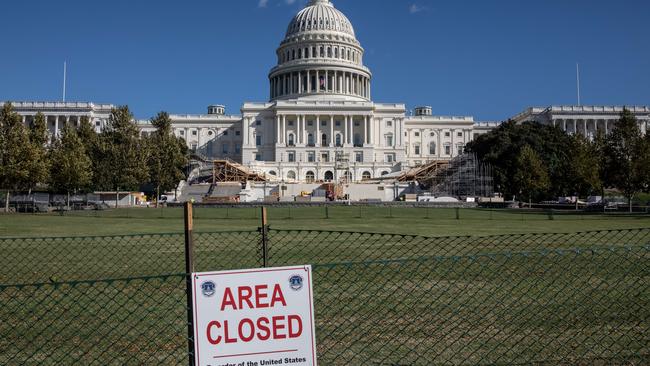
429, 154, 495, 198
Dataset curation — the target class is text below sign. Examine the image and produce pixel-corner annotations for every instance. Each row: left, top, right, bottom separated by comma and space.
192, 266, 317, 366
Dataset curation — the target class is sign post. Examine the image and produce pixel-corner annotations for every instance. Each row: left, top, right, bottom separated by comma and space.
192, 266, 317, 366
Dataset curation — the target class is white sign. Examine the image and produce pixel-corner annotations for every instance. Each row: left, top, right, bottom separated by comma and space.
192, 266, 317, 366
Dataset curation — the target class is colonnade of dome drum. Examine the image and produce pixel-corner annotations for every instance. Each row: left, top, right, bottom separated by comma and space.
270, 69, 370, 100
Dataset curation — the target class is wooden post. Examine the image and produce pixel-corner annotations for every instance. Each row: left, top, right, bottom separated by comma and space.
260, 206, 269, 268
183, 202, 195, 366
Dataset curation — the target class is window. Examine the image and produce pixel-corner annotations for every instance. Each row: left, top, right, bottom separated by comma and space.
414, 145, 420, 155
223, 130, 228, 136
414, 132, 420, 137
192, 130, 198, 136
305, 171, 315, 183
307, 151, 315, 163
288, 151, 296, 162
288, 121, 294, 126
308, 121, 313, 127
321, 121, 327, 126
287, 171, 297, 180
288, 134, 295, 146
256, 120, 262, 126
321, 152, 329, 162
430, 132, 435, 137
235, 146, 241, 154
385, 134, 393, 146
335, 134, 342, 147
208, 131, 214, 136
222, 144, 229, 154
444, 145, 451, 155
335, 121, 341, 127
354, 122, 360, 127
321, 134, 328, 146
362, 171, 371, 180
444, 132, 450, 137
235, 131, 241, 136
429, 142, 436, 155
457, 145, 464, 155
256, 135, 262, 146
381, 171, 389, 176
308, 134, 314, 146
255, 153, 261, 161
457, 132, 463, 137
385, 154, 395, 163
354, 134, 362, 147
387, 121, 393, 127
180, 130, 185, 136
355, 152, 363, 163
95, 121, 101, 127
324, 171, 334, 181
269, 171, 277, 176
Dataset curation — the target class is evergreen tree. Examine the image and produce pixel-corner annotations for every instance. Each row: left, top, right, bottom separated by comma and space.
95, 106, 149, 207
513, 145, 550, 206
25, 112, 50, 193
147, 112, 187, 207
605, 108, 649, 212
49, 124, 93, 209
0, 102, 32, 211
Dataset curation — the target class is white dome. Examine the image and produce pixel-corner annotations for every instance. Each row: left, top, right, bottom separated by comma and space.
285, 0, 355, 39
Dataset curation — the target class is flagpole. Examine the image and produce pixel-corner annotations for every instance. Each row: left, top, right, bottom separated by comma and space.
576, 63, 581, 106
63, 61, 67, 103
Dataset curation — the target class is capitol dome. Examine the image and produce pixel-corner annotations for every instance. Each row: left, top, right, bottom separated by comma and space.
269, 0, 372, 102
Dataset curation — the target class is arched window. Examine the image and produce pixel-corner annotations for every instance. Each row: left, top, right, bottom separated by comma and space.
429, 142, 436, 155
362, 171, 372, 180
321, 133, 328, 146
334, 48, 338, 58
343, 171, 352, 183
335, 134, 342, 147
327, 47, 332, 58
288, 134, 295, 146
312, 46, 316, 58
347, 49, 350, 60
269, 171, 277, 177
381, 171, 389, 176
305, 48, 309, 58
307, 133, 314, 146
287, 171, 297, 180
305, 171, 315, 183
320, 46, 324, 57
298, 49, 302, 59
292, 49, 295, 60
324, 171, 334, 182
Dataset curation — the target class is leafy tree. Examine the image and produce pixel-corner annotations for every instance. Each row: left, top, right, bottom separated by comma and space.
514, 145, 550, 205
94, 106, 149, 207
25, 112, 50, 193
49, 124, 93, 209
147, 112, 187, 207
77, 116, 100, 191
567, 134, 602, 197
0, 103, 32, 211
605, 108, 650, 212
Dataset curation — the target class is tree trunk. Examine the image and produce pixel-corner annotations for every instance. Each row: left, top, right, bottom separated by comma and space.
4, 191, 9, 213
156, 184, 160, 208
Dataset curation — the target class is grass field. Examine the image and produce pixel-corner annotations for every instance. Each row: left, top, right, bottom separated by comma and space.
1, 206, 649, 237
0, 207, 648, 364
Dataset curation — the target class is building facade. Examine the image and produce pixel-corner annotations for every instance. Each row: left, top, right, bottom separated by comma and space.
7, 1, 648, 184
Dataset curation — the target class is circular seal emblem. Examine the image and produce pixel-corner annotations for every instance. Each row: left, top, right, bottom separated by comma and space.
289, 275, 304, 291
201, 281, 216, 297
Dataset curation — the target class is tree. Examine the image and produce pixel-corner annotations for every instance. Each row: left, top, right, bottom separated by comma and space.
513, 145, 550, 206
94, 106, 149, 207
567, 134, 602, 198
0, 103, 32, 211
605, 108, 650, 212
25, 112, 50, 194
77, 116, 100, 191
147, 112, 187, 207
49, 124, 93, 209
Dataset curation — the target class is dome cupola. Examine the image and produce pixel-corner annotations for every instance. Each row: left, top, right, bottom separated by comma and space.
269, 0, 372, 102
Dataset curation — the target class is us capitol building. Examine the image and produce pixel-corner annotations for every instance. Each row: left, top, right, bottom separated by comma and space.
6, 0, 650, 183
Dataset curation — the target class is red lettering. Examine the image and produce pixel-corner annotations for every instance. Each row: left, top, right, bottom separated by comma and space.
270, 284, 287, 307
223, 320, 237, 344
255, 285, 269, 308
272, 316, 286, 339
257, 317, 271, 340
288, 315, 303, 338
238, 286, 254, 310
206, 321, 222, 345
221, 288, 237, 311
238, 318, 255, 342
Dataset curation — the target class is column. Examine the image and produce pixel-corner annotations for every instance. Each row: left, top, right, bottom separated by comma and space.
316, 115, 321, 146
325, 70, 329, 92
450, 128, 455, 157
583, 119, 587, 136
344, 115, 348, 145
301, 115, 307, 145
330, 115, 335, 147
316, 70, 320, 92
298, 71, 302, 94
198, 128, 203, 149
282, 115, 287, 144
306, 71, 311, 93
437, 130, 441, 156
54, 116, 60, 137
365, 116, 369, 145
605, 120, 609, 135
276, 116, 281, 145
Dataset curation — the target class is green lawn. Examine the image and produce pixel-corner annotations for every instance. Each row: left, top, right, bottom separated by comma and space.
1, 207, 648, 365
1, 206, 649, 237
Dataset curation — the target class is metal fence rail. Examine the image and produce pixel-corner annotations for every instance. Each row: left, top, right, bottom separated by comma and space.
0, 228, 649, 364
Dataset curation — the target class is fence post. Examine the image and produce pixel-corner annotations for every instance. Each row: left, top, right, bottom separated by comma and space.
183, 202, 196, 366
325, 206, 329, 219
260, 206, 269, 268
455, 207, 460, 220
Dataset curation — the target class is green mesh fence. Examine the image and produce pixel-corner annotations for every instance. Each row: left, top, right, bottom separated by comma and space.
0, 228, 648, 364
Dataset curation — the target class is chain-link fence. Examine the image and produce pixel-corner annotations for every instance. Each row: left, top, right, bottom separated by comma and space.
1, 227, 648, 364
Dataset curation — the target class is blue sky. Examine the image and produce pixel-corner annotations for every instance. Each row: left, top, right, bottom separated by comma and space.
1, 0, 648, 121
